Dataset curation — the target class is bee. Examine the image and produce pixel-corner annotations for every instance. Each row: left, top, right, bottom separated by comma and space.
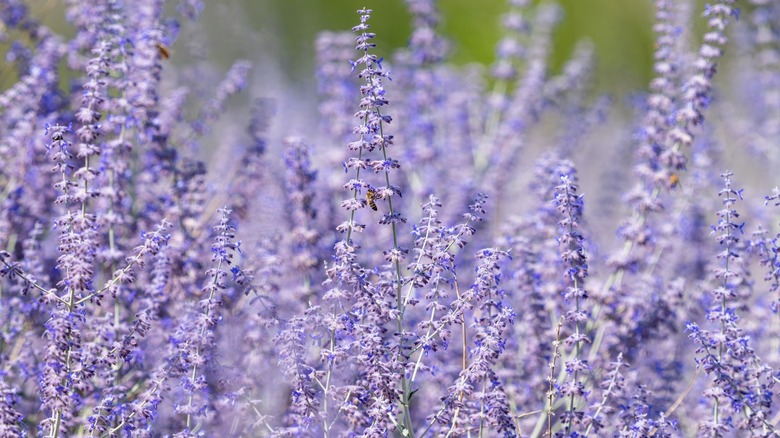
156, 42, 171, 60
366, 187, 377, 211
668, 173, 680, 189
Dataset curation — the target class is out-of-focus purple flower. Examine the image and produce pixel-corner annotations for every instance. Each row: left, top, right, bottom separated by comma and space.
0, 375, 23, 436
283, 137, 324, 300
177, 0, 204, 21
194, 60, 252, 135
404, 0, 448, 66
483, 3, 562, 223
228, 98, 273, 221
635, 0, 686, 190
316, 31, 356, 149
491, 0, 531, 81
676, 1, 738, 135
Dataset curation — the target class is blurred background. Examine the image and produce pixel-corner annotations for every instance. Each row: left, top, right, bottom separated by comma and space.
239, 0, 657, 93
15, 0, 676, 138
204, 0, 658, 99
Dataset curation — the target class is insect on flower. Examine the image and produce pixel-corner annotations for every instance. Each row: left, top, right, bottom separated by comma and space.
156, 42, 171, 60
366, 187, 378, 211
668, 173, 680, 189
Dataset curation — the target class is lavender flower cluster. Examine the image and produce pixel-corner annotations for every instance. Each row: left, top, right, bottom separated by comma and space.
0, 0, 778, 436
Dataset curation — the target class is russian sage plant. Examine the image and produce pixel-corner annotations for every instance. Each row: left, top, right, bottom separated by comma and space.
1, 0, 779, 437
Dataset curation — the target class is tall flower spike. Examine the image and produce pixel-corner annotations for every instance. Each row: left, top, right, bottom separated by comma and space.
353, 7, 414, 434
405, 0, 448, 65
320, 9, 414, 435
740, 1, 780, 161
173, 207, 243, 432
316, 31, 357, 147
635, 0, 685, 190
552, 168, 592, 436
229, 98, 274, 220
496, 155, 574, 429
407, 193, 486, 366
491, 0, 531, 81
338, 7, 404, 253
486, 3, 562, 224
688, 172, 775, 435
283, 136, 323, 301
672, 1, 738, 148
761, 187, 780, 297
45, 119, 101, 435
193, 60, 252, 135
431, 248, 514, 436
754, 187, 780, 367
0, 377, 23, 436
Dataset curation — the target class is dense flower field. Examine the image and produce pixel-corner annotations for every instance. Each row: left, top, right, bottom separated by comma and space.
1, 0, 779, 436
